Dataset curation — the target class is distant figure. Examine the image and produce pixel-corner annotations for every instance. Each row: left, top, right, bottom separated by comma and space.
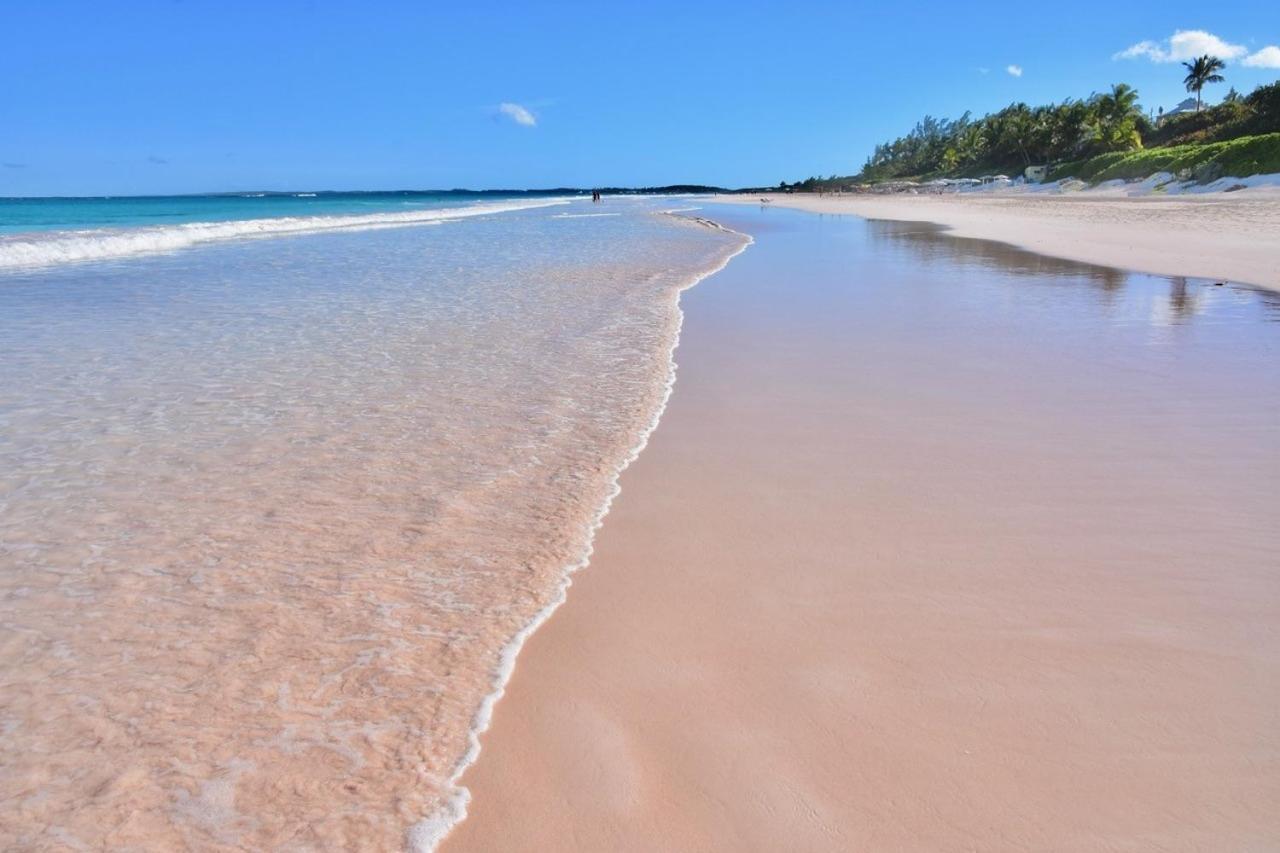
591, 190, 600, 203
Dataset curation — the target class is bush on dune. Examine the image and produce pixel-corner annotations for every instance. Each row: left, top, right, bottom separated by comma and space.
797, 80, 1280, 189
1146, 83, 1280, 147
1051, 133, 1280, 183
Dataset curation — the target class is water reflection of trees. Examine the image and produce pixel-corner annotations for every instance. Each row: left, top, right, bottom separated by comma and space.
865, 219, 1129, 293
1166, 277, 1199, 322
1256, 289, 1280, 321
862, 219, 1276, 326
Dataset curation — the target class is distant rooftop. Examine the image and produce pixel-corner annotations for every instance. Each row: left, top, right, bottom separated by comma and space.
1163, 97, 1200, 117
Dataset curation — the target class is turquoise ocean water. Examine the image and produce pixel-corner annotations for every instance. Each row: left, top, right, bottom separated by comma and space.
0, 190, 581, 235
0, 191, 606, 269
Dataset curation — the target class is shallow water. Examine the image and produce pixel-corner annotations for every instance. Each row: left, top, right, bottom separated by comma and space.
0, 199, 744, 850
0, 191, 578, 236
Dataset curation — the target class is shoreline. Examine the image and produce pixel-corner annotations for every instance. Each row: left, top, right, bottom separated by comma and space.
416, 219, 753, 850
442, 204, 1280, 851
0, 201, 756, 851
703, 189, 1280, 294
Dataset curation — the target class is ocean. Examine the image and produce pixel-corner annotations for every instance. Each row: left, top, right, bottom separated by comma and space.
0, 191, 599, 267
0, 194, 747, 848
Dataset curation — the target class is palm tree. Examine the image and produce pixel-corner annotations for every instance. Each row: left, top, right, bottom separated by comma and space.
956, 123, 987, 164
1103, 83, 1141, 120
1182, 55, 1226, 112
1089, 83, 1144, 152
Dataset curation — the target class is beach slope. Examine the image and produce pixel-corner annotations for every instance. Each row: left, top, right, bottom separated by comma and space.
443, 205, 1280, 852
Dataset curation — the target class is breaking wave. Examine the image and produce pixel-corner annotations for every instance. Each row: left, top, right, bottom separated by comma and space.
0, 199, 570, 271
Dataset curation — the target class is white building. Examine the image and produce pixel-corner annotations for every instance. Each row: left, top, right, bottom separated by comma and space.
1158, 97, 1200, 123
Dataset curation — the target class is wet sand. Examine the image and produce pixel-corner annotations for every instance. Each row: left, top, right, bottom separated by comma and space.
708, 190, 1280, 294
444, 209, 1280, 851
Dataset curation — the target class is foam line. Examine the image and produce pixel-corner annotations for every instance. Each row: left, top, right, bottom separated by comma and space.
408, 213, 754, 851
0, 199, 571, 271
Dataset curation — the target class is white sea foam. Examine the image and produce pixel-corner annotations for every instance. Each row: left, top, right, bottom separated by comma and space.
0, 199, 570, 271
408, 214, 753, 852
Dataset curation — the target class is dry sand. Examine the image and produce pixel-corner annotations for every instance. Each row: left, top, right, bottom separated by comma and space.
443, 207, 1280, 852
710, 189, 1280, 294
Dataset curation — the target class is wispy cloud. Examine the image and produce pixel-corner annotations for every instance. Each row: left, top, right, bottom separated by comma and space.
1242, 45, 1280, 68
2, 162, 26, 169
147, 155, 169, 165
1114, 29, 1250, 62
497, 102, 537, 127
1006, 64, 1023, 77
977, 67, 990, 75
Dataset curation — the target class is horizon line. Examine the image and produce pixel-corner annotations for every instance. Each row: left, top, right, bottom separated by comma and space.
0, 183, 764, 201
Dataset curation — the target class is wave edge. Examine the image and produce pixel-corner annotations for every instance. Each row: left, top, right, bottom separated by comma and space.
0, 199, 571, 271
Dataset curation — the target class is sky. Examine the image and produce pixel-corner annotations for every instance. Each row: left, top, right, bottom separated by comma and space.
2, 0, 1278, 196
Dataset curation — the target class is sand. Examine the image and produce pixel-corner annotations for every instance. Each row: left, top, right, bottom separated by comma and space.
707, 189, 1280, 294
442, 206, 1280, 851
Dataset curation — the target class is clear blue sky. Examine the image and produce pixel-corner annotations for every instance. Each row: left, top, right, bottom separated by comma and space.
2, 0, 1277, 195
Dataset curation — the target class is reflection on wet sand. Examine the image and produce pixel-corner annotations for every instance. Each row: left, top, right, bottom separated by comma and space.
863, 218, 1278, 325
446, 203, 1280, 853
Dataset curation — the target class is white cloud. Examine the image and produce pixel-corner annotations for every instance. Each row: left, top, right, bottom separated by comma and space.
1114, 29, 1248, 62
1242, 45, 1280, 68
978, 66, 990, 75
497, 102, 537, 127
1006, 64, 1023, 77
1114, 40, 1162, 61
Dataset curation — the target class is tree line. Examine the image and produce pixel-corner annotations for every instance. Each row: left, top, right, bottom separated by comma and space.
784, 58, 1279, 187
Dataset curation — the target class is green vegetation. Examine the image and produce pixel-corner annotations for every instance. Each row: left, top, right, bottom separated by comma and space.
1147, 83, 1280, 146
786, 66, 1280, 189
1050, 132, 1280, 183
849, 84, 1149, 183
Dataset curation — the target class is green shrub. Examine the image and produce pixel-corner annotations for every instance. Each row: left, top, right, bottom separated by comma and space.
1147, 100, 1251, 146
1051, 132, 1280, 183
1050, 151, 1127, 181
1243, 82, 1280, 135
1212, 132, 1280, 177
